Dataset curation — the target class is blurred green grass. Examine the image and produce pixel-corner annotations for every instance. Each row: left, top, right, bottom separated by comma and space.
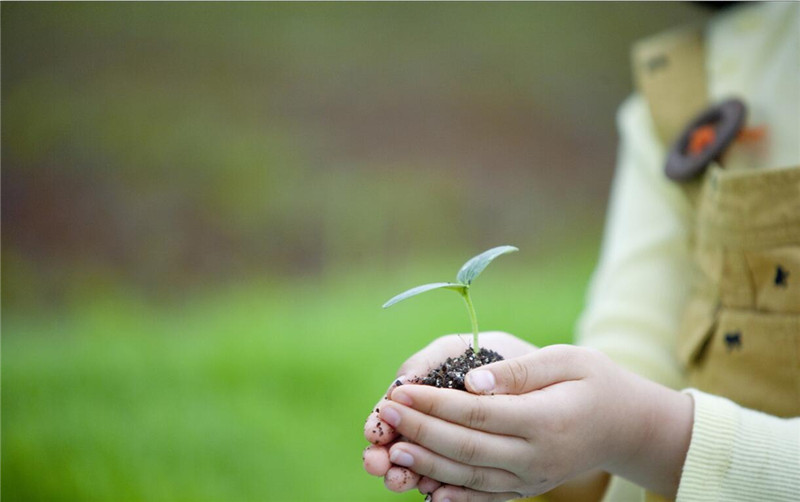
3, 246, 596, 502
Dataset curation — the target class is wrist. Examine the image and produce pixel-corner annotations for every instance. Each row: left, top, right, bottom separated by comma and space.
604, 371, 694, 498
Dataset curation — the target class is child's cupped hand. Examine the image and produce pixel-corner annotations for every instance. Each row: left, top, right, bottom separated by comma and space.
362, 332, 538, 494
375, 345, 693, 502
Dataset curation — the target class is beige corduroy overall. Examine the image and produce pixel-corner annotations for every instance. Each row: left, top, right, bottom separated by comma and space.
634, 25, 800, 419
677, 165, 800, 418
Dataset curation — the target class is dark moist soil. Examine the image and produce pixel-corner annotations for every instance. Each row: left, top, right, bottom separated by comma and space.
410, 347, 503, 391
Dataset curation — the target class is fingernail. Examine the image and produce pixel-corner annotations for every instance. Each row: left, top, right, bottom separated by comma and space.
391, 389, 413, 406
380, 406, 401, 428
467, 369, 495, 393
385, 376, 406, 397
442, 498, 451, 502
390, 449, 414, 467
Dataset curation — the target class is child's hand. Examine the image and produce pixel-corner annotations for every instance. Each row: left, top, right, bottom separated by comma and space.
378, 344, 694, 501
362, 332, 537, 494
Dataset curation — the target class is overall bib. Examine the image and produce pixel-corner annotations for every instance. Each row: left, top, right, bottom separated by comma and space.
677, 165, 800, 418
634, 24, 800, 418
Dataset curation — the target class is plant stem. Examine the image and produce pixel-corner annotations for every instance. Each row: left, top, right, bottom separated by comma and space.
461, 288, 480, 354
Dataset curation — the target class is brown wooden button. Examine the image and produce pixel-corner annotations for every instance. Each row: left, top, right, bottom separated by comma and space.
665, 98, 746, 181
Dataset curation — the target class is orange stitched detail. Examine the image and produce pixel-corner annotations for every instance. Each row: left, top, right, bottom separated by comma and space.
688, 124, 717, 156
736, 125, 767, 144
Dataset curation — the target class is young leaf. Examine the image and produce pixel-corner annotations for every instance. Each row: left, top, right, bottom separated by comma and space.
456, 245, 518, 285
382, 282, 466, 309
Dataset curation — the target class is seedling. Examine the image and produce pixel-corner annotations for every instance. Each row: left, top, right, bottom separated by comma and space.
382, 245, 518, 354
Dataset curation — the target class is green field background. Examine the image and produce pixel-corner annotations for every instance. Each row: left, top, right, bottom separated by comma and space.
4, 250, 596, 501
2, 3, 707, 501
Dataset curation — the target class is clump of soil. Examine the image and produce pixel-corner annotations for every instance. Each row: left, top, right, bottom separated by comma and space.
411, 347, 503, 391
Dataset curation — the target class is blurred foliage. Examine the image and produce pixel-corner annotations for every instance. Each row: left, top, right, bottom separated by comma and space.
2, 2, 706, 307
2, 2, 709, 501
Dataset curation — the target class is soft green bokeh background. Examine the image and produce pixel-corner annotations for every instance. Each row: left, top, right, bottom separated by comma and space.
2, 3, 708, 501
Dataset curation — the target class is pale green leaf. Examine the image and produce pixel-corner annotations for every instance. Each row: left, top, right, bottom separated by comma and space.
456, 245, 518, 285
382, 282, 466, 309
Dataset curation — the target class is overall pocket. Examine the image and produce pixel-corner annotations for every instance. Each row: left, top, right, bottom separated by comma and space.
686, 308, 800, 418
745, 245, 800, 314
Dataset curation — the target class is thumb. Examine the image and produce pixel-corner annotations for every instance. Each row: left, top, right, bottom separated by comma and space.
465, 344, 585, 395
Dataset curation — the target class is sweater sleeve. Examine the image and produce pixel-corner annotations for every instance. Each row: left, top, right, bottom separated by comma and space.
677, 389, 800, 501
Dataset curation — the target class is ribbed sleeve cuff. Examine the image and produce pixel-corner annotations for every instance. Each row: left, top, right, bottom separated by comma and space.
676, 389, 800, 502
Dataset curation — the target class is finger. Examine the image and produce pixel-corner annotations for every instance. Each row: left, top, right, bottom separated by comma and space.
418, 476, 442, 496
364, 377, 407, 445
383, 465, 420, 493
397, 335, 474, 379
391, 385, 519, 435
465, 344, 587, 395
389, 442, 519, 493
379, 402, 526, 468
362, 444, 391, 476
364, 412, 395, 446
431, 485, 522, 502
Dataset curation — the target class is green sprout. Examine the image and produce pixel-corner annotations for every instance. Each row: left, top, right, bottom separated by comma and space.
382, 245, 518, 354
